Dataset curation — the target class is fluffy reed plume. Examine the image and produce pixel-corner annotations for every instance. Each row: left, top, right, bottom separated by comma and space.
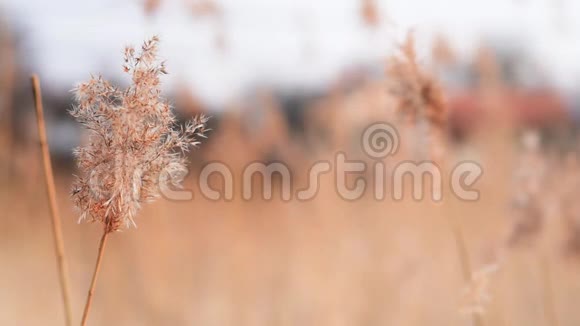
31, 75, 73, 326
360, 0, 380, 28
71, 36, 208, 325
387, 33, 446, 130
386, 33, 447, 161
143, 0, 161, 16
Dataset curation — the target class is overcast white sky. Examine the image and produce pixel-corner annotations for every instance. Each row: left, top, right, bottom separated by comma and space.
2, 0, 580, 107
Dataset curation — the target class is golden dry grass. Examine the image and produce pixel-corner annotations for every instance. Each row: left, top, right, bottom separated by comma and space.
1, 31, 580, 326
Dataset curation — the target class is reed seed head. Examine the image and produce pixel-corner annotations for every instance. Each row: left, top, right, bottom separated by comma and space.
386, 32, 447, 129
70, 36, 208, 232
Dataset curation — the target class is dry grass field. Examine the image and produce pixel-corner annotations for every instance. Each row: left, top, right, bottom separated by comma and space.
2, 1, 580, 325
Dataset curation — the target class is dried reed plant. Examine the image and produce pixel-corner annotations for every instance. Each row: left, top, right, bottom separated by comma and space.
31, 75, 73, 326
508, 131, 547, 247
386, 32, 447, 161
387, 33, 446, 129
360, 0, 380, 28
70, 36, 208, 325
431, 34, 456, 68
143, 0, 161, 16
508, 131, 561, 326
386, 33, 483, 326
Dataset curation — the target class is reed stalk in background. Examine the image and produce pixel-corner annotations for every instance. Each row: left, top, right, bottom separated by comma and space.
508, 131, 561, 326
72, 37, 208, 325
80, 228, 109, 326
540, 255, 560, 326
31, 74, 73, 326
451, 219, 484, 326
387, 33, 483, 326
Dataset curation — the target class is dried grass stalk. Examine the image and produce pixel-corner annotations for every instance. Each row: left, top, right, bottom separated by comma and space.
31, 74, 73, 326
387, 33, 482, 326
540, 255, 560, 326
72, 36, 208, 325
387, 32, 447, 161
80, 230, 109, 326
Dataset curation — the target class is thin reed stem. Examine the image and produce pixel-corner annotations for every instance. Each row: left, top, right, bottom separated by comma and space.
448, 217, 484, 326
540, 254, 560, 326
435, 126, 483, 326
81, 228, 111, 326
31, 74, 73, 326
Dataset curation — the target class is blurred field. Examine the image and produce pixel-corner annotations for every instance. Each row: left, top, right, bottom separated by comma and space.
3, 83, 580, 325
2, 1, 580, 325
